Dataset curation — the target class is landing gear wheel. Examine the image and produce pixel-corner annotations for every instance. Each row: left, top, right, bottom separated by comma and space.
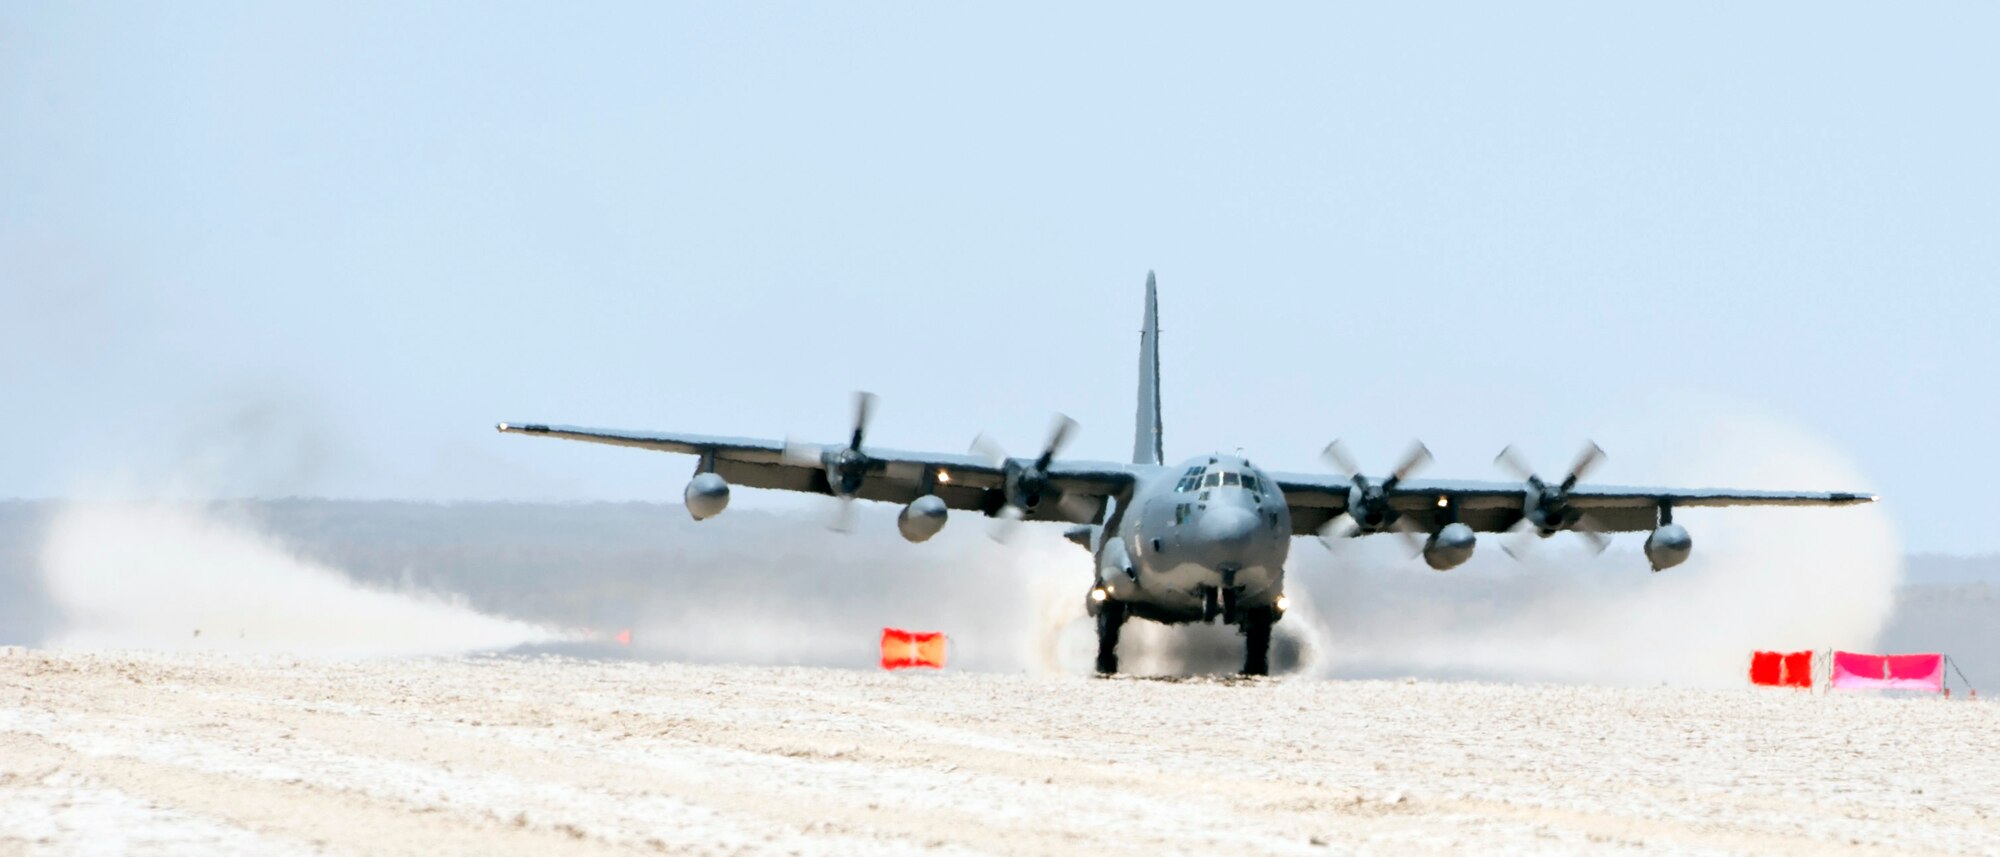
1095, 599, 1126, 676
1241, 606, 1274, 677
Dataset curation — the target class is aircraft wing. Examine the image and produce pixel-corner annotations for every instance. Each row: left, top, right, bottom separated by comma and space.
1270, 473, 1875, 537
496, 422, 1141, 523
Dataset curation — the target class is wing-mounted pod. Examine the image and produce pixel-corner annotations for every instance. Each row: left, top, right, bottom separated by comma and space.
1423, 524, 1478, 570
1422, 510, 1478, 571
897, 494, 949, 543
685, 466, 730, 521
1644, 503, 1693, 571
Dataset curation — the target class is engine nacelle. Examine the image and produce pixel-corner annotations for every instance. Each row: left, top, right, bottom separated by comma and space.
1423, 522, 1477, 571
684, 472, 730, 521
897, 494, 949, 542
1645, 524, 1692, 572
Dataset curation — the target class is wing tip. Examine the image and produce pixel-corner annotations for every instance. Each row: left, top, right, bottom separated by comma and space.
496, 422, 550, 434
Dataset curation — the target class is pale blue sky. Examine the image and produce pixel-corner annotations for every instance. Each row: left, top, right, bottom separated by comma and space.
3, 3, 1995, 551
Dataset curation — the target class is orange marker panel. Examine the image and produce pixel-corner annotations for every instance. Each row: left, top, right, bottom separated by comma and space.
881, 628, 947, 670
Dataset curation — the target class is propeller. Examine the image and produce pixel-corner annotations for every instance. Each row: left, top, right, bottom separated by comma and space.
782, 391, 879, 532
971, 414, 1089, 542
1573, 513, 1610, 554
1493, 441, 1611, 557
1316, 439, 1432, 556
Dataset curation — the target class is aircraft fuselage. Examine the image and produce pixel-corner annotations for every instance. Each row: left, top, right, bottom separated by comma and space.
1095, 454, 1291, 626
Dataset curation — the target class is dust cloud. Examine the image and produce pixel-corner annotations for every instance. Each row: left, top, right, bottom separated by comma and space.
592, 513, 1100, 673
18, 407, 1896, 683
38, 501, 558, 657
27, 385, 559, 658
1293, 408, 1900, 686
592, 408, 1894, 685
561, 505, 1331, 677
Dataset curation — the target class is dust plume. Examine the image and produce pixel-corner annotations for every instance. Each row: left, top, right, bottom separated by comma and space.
1292, 408, 1900, 686
572, 504, 1329, 678
586, 509, 1100, 673
29, 384, 556, 657
1065, 593, 1332, 677
18, 403, 1891, 682
514, 498, 1325, 677
857, 407, 1895, 683
38, 501, 557, 657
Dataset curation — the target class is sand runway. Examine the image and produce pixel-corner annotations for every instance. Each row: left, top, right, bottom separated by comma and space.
2, 650, 1996, 855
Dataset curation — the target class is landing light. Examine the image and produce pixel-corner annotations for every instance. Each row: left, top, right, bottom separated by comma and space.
1089, 587, 1108, 603
1275, 594, 1291, 612
936, 468, 952, 485
1436, 495, 1449, 508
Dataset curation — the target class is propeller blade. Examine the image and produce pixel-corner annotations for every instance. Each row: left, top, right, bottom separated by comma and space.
1561, 441, 1606, 491
826, 496, 858, 533
781, 437, 823, 467
1385, 441, 1433, 489
968, 434, 1008, 468
1576, 530, 1610, 554
1499, 520, 1536, 560
1390, 516, 1426, 558
1494, 445, 1537, 483
1316, 515, 1359, 550
1322, 439, 1360, 478
849, 391, 877, 451
989, 504, 1026, 543
1574, 512, 1610, 555
1036, 414, 1078, 469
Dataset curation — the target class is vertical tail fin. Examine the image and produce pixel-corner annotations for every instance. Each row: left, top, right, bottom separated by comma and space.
1133, 271, 1163, 465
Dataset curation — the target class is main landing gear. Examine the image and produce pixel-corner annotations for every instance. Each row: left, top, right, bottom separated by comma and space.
1093, 598, 1277, 677
1240, 606, 1274, 677
1095, 598, 1125, 675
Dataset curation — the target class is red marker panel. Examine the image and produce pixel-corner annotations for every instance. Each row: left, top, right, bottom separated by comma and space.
881, 628, 947, 670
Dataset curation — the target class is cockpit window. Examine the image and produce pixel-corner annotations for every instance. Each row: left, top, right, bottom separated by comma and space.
1182, 465, 1265, 493
1175, 467, 1201, 492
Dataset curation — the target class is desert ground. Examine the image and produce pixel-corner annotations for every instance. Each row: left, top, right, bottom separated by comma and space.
3, 650, 1996, 856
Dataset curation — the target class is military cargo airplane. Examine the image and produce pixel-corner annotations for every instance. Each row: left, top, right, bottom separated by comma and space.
499, 273, 1874, 676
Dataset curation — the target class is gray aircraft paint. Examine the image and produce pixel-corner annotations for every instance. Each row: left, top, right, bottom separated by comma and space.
1133, 271, 1163, 468
1106, 454, 1291, 625
499, 272, 1875, 673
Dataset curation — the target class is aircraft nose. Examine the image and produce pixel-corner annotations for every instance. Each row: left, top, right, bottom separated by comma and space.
1197, 504, 1261, 552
